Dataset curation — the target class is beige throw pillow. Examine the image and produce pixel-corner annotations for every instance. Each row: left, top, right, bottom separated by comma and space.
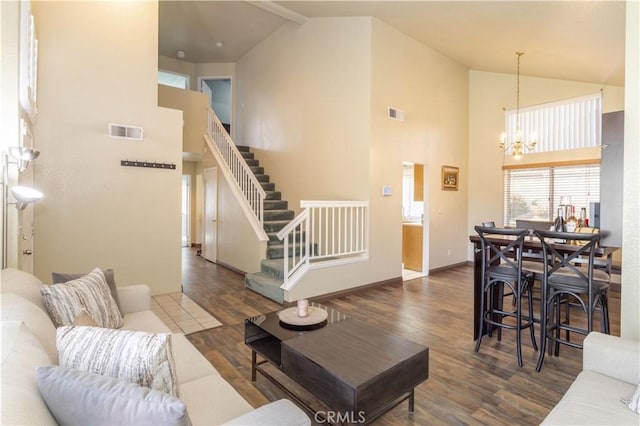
57, 326, 179, 397
41, 268, 122, 329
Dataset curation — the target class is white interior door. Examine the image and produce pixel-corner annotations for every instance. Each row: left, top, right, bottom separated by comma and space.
203, 168, 217, 262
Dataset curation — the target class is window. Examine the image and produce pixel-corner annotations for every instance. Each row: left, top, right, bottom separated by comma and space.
158, 70, 189, 90
503, 164, 600, 227
504, 93, 602, 155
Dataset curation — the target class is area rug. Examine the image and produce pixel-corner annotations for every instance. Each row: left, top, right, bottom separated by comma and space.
151, 292, 223, 335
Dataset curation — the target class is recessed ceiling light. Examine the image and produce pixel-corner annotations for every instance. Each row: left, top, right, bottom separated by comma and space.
215, 42, 223, 48
176, 50, 185, 59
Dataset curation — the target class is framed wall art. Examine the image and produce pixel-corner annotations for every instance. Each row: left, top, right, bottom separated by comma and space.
441, 165, 459, 191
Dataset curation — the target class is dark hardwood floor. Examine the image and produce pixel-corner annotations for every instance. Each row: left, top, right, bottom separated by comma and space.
182, 248, 620, 425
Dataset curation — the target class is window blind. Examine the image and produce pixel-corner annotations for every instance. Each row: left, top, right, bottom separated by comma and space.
504, 93, 602, 155
504, 164, 600, 227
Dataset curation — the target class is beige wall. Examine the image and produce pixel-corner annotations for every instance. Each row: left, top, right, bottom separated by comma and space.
622, 0, 640, 341
156, 85, 207, 246
467, 71, 625, 258
158, 85, 208, 154
236, 18, 371, 210
31, 1, 183, 294
370, 18, 469, 273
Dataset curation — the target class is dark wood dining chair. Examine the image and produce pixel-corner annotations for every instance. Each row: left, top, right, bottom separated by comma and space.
533, 230, 611, 372
474, 226, 538, 367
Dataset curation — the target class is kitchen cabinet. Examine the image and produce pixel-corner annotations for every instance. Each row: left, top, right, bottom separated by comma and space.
402, 223, 423, 272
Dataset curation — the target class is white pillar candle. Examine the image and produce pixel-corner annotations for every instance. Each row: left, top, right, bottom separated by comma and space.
296, 299, 309, 317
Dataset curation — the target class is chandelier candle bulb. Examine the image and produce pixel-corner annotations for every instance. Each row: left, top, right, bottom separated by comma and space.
296, 299, 309, 318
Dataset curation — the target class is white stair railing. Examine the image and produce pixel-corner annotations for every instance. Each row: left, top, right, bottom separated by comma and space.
277, 200, 369, 290
204, 108, 268, 241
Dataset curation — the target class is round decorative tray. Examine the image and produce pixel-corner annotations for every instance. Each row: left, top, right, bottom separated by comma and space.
278, 306, 328, 329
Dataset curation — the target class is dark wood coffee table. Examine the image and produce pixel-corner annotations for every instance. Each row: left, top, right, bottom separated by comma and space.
245, 304, 429, 423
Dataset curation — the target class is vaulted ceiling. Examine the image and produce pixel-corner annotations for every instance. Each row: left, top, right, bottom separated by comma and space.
159, 1, 626, 86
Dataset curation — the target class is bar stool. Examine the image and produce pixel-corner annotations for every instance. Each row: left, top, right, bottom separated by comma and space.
533, 230, 611, 372
474, 226, 538, 367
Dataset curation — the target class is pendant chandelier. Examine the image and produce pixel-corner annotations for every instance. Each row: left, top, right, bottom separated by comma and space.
499, 52, 537, 159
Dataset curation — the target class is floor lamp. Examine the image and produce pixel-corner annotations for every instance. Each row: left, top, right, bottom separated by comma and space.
2, 147, 43, 269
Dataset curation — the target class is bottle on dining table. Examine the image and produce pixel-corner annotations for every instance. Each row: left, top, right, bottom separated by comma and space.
566, 206, 578, 232
579, 207, 587, 228
553, 207, 566, 232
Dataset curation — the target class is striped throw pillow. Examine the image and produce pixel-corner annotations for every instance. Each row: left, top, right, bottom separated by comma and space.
41, 268, 123, 329
57, 326, 178, 397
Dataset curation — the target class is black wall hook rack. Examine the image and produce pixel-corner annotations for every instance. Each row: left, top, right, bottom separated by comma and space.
121, 160, 176, 170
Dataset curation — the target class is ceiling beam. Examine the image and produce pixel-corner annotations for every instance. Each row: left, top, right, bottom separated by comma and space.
246, 1, 308, 25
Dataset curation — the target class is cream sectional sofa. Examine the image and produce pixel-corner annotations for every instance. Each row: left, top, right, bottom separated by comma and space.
542, 332, 640, 425
1, 268, 310, 426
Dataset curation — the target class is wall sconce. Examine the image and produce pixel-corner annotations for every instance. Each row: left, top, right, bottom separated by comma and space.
2, 147, 44, 268
11, 185, 43, 210
9, 146, 40, 172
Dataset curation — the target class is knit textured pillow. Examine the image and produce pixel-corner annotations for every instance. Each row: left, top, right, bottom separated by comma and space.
56, 326, 178, 397
52, 269, 121, 310
41, 268, 123, 328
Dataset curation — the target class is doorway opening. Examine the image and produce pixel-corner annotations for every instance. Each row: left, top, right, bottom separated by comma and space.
402, 162, 429, 281
181, 175, 191, 247
198, 77, 232, 135
203, 167, 218, 263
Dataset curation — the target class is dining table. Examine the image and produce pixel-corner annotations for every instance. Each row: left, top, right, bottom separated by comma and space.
468, 232, 618, 340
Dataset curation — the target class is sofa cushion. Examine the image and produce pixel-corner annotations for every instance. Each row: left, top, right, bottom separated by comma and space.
624, 384, 640, 414
122, 310, 171, 333
1, 293, 58, 361
0, 267, 46, 310
36, 365, 192, 426
41, 268, 123, 328
52, 268, 121, 310
542, 370, 639, 425
171, 333, 222, 384
57, 325, 179, 397
1, 321, 57, 426
224, 399, 311, 426
179, 374, 253, 425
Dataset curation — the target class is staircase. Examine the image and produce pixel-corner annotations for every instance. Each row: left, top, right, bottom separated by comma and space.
205, 108, 368, 303
239, 146, 295, 303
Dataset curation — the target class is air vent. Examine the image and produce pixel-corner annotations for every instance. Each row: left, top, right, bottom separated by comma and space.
388, 107, 404, 121
108, 123, 143, 141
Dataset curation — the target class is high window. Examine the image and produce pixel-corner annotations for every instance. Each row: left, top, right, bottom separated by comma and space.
503, 93, 602, 155
158, 70, 189, 90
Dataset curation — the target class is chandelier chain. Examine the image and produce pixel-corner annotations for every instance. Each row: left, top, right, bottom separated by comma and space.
516, 51, 523, 132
